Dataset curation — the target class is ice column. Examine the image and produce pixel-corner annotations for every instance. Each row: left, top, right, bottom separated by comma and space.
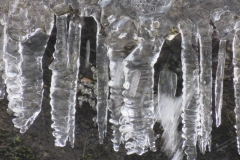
215, 39, 226, 126
95, 21, 109, 144
233, 22, 240, 154
106, 16, 137, 151
120, 39, 164, 155
0, 0, 7, 99
50, 14, 81, 147
178, 20, 200, 160
4, 1, 53, 133
0, 24, 5, 99
197, 20, 213, 153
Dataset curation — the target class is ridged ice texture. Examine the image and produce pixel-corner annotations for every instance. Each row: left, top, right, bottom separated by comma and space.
233, 26, 240, 154
120, 40, 163, 155
96, 24, 109, 145
3, 0, 52, 133
156, 70, 183, 159
197, 22, 213, 153
211, 8, 236, 127
0, 0, 6, 99
106, 16, 137, 151
215, 39, 226, 126
178, 20, 200, 160
49, 14, 81, 147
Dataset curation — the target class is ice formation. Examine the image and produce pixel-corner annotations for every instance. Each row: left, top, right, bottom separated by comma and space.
2, 0, 240, 159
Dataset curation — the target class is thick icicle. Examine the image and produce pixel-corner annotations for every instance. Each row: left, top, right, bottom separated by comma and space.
105, 16, 137, 151
4, 1, 53, 133
178, 20, 200, 160
50, 14, 81, 147
233, 24, 240, 154
214, 39, 226, 127
120, 38, 164, 155
197, 21, 213, 153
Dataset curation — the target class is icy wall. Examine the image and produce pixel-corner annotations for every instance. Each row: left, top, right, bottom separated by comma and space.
1, 0, 240, 160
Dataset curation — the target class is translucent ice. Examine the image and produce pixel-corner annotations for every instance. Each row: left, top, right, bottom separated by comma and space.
4, 0, 53, 133
197, 21, 213, 153
178, 20, 200, 160
50, 14, 80, 147
233, 22, 240, 154
211, 9, 236, 127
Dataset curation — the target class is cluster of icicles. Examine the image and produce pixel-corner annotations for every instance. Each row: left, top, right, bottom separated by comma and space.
1, 0, 240, 159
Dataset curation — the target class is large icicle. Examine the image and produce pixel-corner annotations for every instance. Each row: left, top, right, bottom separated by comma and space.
50, 14, 81, 147
106, 16, 137, 151
95, 21, 109, 144
120, 38, 164, 155
4, 1, 53, 133
178, 20, 200, 160
233, 23, 240, 154
197, 20, 213, 153
215, 39, 226, 127
0, 0, 7, 99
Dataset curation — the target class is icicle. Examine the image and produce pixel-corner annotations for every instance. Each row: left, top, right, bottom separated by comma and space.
50, 14, 81, 147
197, 21, 213, 153
211, 8, 236, 128
0, 24, 5, 99
105, 16, 138, 151
215, 39, 226, 127
108, 58, 125, 151
0, 1, 7, 99
95, 23, 109, 144
4, 0, 53, 133
120, 38, 164, 155
85, 40, 90, 68
178, 20, 200, 160
233, 23, 240, 154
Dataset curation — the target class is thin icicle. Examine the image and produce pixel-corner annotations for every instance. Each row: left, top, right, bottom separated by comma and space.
0, 24, 5, 99
85, 40, 90, 68
211, 8, 236, 128
50, 14, 80, 147
197, 21, 213, 153
215, 39, 226, 127
233, 24, 240, 154
178, 20, 200, 160
95, 22, 109, 144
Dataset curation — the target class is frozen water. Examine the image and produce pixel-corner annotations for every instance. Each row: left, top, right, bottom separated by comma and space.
2, 0, 240, 159
50, 14, 80, 147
